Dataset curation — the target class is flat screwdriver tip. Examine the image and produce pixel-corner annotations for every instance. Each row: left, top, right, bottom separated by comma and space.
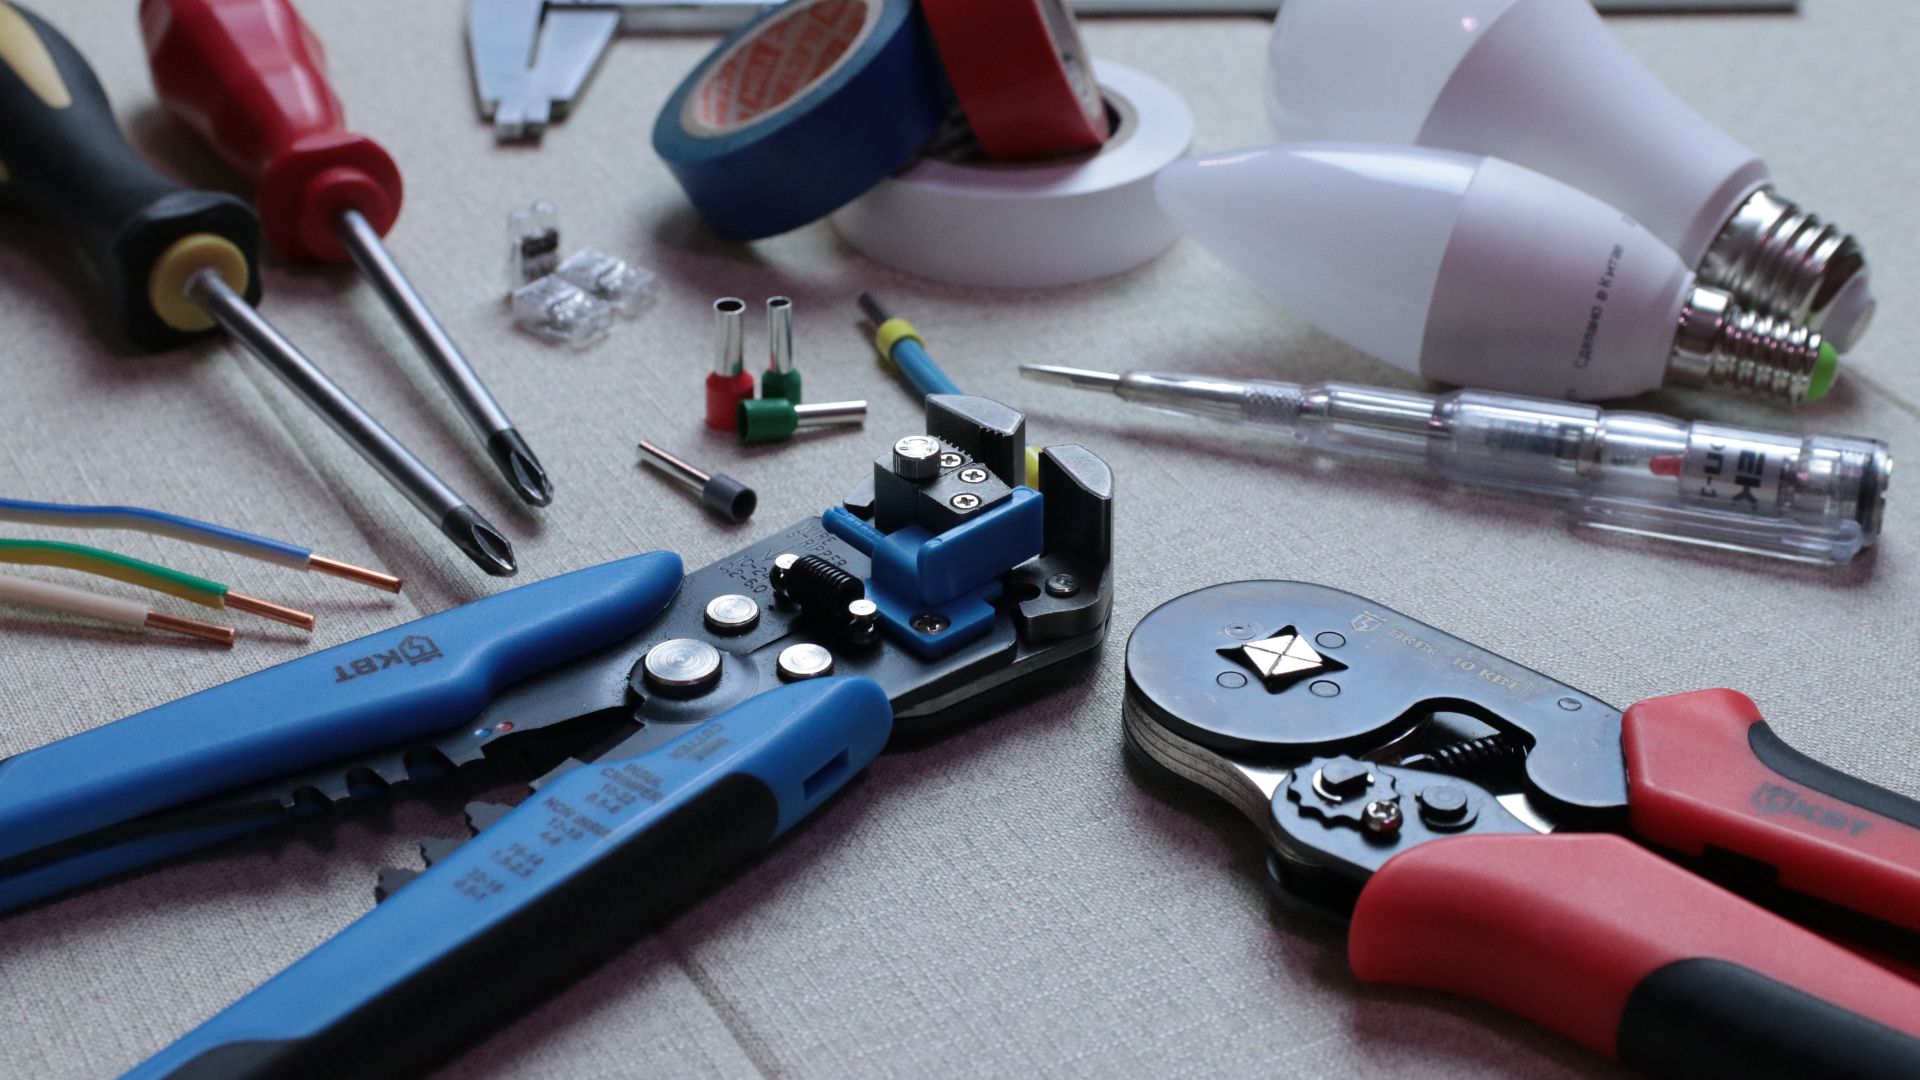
1019, 364, 1122, 391
487, 429, 555, 507
440, 505, 518, 577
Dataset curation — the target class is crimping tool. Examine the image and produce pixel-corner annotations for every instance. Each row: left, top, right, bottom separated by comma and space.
0, 393, 1112, 1079
1124, 581, 1920, 1078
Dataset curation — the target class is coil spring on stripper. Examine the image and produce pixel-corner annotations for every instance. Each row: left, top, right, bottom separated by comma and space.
1395, 734, 1529, 789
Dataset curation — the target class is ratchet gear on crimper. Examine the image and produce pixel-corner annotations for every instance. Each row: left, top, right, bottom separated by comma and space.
1123, 581, 1920, 1078
0, 393, 1112, 1080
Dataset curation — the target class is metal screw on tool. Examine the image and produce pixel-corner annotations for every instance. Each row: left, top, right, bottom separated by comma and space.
957, 466, 989, 484
846, 598, 880, 646
893, 435, 943, 480
642, 639, 723, 696
1362, 799, 1404, 837
704, 594, 761, 634
778, 643, 835, 681
911, 613, 950, 634
637, 440, 756, 523
1045, 573, 1080, 598
950, 493, 982, 511
1313, 759, 1373, 802
938, 451, 964, 469
1416, 784, 1473, 827
769, 553, 800, 596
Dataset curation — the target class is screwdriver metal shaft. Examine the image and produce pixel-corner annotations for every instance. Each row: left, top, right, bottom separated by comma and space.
336, 208, 553, 507
190, 271, 516, 577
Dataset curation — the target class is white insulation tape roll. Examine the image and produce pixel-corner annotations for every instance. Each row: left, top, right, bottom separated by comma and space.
830, 61, 1194, 288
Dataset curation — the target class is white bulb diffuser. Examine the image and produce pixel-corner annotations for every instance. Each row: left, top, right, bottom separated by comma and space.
1264, 0, 1874, 352
1154, 144, 1836, 404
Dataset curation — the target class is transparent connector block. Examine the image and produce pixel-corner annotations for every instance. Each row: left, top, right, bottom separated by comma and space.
554, 248, 657, 316
507, 201, 562, 291
510, 275, 612, 348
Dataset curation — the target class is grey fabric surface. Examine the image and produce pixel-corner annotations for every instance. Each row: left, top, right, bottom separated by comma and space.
1, 1, 1914, 1076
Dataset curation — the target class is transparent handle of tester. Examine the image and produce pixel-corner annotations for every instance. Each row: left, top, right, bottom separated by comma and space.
1116, 373, 1886, 565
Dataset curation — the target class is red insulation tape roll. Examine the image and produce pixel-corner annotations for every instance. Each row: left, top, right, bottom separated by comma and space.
922, 0, 1110, 162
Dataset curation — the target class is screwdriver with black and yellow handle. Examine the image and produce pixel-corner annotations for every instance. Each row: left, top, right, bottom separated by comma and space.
0, 1, 516, 577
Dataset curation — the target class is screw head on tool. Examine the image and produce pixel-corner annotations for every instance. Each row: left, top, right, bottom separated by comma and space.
1416, 784, 1474, 827
893, 435, 943, 480
911, 612, 949, 634
1313, 758, 1374, 802
949, 492, 982, 511
778, 643, 835, 681
642, 639, 723, 696
938, 451, 964, 469
1045, 572, 1080, 598
846, 598, 880, 646
957, 466, 989, 484
770, 553, 799, 594
704, 594, 761, 634
1361, 798, 1404, 836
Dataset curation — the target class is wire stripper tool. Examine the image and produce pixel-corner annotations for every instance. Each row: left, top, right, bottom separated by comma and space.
1125, 581, 1920, 1078
0, 394, 1113, 1079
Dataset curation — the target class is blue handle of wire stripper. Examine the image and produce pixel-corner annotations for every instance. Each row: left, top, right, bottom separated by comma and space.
127, 676, 893, 1080
0, 553, 684, 868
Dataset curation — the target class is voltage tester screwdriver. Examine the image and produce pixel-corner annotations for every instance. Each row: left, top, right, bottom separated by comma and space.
140, 0, 554, 508
1024, 364, 1890, 565
0, 2, 515, 576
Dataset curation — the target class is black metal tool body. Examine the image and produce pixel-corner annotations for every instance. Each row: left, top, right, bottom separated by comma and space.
1124, 580, 1920, 1078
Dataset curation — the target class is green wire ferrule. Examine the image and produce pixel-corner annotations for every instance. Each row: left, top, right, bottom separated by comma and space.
761, 368, 803, 406
737, 398, 800, 445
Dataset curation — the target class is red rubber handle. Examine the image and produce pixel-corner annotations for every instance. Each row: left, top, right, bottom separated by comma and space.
1350, 834, 1920, 1070
1624, 688, 1920, 939
139, 0, 401, 263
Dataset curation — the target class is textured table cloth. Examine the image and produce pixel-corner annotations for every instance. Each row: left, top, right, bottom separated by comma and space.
1, 2, 1913, 1076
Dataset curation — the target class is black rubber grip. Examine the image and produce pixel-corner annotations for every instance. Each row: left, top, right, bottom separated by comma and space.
0, 2, 260, 349
1618, 957, 1920, 1078
1751, 721, 1920, 830
159, 773, 781, 1080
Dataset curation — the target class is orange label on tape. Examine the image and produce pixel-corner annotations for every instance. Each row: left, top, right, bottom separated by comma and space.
692, 0, 872, 134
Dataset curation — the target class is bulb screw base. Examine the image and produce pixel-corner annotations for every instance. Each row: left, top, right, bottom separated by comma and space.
1699, 187, 1873, 351
1668, 286, 1835, 405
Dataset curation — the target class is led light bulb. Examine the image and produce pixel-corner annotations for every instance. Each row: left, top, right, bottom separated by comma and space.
1264, 0, 1874, 352
1154, 144, 1835, 404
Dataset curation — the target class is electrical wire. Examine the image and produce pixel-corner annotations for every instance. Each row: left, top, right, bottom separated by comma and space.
0, 498, 402, 592
0, 539, 315, 630
0, 573, 235, 646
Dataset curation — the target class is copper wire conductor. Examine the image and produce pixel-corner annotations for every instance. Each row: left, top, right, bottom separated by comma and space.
308, 554, 404, 593
145, 611, 237, 647
226, 592, 317, 631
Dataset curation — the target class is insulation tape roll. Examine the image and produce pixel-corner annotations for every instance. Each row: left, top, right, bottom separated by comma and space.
830, 61, 1194, 288
922, 0, 1109, 161
653, 0, 948, 241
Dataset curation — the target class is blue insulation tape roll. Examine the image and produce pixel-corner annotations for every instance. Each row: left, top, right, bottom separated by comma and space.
653, 0, 949, 241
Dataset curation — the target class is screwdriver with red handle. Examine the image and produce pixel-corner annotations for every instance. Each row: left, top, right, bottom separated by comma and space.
140, 0, 554, 508
0, 1, 515, 577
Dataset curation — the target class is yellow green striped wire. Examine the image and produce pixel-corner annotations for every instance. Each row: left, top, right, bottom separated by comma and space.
0, 539, 230, 609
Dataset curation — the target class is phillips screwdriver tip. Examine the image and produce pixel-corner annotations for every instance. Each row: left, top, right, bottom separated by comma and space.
440, 505, 518, 577
487, 429, 555, 507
